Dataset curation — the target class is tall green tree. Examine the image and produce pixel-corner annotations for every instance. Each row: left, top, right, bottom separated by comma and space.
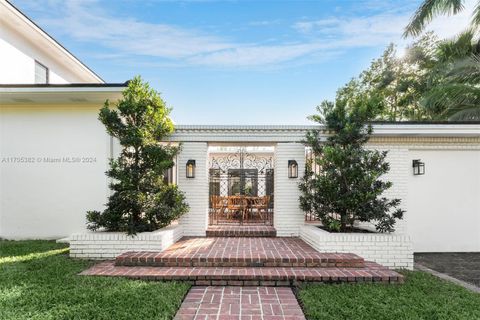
338, 31, 480, 121
337, 35, 436, 121
87, 77, 189, 235
299, 97, 404, 233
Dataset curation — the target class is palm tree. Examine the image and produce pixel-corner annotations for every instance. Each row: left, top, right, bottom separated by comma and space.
421, 57, 480, 120
404, 0, 480, 37
405, 1, 480, 120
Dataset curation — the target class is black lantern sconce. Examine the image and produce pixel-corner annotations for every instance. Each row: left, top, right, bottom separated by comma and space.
186, 160, 196, 178
288, 160, 298, 178
412, 159, 425, 176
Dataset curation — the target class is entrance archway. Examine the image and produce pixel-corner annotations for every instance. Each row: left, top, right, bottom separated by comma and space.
208, 146, 274, 225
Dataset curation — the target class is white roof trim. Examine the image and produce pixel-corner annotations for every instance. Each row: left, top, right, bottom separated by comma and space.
170, 124, 480, 142
0, 86, 125, 93
0, 85, 126, 105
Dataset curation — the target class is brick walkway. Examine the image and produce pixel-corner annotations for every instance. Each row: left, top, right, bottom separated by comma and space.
81, 236, 404, 319
115, 237, 364, 268
174, 286, 305, 320
81, 260, 403, 285
206, 225, 277, 237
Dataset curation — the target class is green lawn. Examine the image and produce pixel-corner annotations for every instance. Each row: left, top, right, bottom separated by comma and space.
2, 241, 479, 320
0, 240, 190, 320
298, 271, 480, 320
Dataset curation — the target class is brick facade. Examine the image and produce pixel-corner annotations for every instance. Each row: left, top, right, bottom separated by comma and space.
300, 225, 413, 269
69, 224, 183, 259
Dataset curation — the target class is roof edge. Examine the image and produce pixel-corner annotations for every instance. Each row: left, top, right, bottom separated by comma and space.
4, 0, 104, 83
175, 122, 480, 130
172, 123, 480, 140
0, 82, 128, 88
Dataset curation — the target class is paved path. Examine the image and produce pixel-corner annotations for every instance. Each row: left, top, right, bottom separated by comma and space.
415, 253, 480, 288
174, 286, 305, 320
80, 237, 403, 318
115, 237, 364, 268
82, 260, 402, 285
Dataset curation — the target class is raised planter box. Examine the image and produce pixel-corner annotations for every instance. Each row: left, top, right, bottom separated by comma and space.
69, 223, 183, 260
300, 224, 413, 270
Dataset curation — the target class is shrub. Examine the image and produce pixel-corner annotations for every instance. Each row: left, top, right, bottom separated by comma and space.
87, 77, 189, 234
299, 96, 404, 232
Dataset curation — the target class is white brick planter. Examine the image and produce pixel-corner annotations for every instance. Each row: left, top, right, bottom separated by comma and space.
300, 224, 413, 270
69, 223, 183, 260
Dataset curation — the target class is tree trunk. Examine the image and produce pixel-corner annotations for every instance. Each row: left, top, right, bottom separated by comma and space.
340, 213, 348, 232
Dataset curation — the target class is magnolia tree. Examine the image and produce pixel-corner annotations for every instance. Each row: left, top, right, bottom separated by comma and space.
87, 77, 188, 235
299, 96, 404, 233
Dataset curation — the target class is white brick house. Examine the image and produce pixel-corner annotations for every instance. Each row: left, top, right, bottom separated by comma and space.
167, 125, 480, 264
1, 0, 479, 269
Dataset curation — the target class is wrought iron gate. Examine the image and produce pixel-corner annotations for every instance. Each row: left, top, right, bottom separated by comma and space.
208, 147, 274, 225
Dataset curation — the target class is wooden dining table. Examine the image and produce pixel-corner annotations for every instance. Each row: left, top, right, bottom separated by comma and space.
211, 195, 270, 222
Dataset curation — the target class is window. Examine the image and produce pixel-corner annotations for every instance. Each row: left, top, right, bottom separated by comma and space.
34, 61, 49, 84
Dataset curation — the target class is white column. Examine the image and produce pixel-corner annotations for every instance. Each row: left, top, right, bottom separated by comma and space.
274, 142, 305, 236
177, 142, 209, 236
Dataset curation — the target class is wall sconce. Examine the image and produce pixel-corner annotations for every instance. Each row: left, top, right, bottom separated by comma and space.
288, 160, 298, 178
412, 159, 425, 176
186, 160, 195, 178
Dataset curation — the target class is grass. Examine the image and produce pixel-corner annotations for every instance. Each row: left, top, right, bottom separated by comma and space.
298, 270, 480, 320
0, 240, 190, 320
2, 241, 479, 320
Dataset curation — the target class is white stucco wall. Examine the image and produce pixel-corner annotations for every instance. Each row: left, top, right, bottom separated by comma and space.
0, 20, 86, 84
0, 105, 111, 239
407, 149, 480, 252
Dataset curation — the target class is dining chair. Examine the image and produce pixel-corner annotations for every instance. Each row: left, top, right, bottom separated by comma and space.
227, 196, 247, 222
250, 196, 269, 221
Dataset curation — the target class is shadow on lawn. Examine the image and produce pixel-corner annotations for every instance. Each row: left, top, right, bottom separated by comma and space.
0, 240, 190, 320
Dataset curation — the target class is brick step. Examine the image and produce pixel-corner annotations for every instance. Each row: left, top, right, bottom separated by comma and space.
115, 237, 365, 268
81, 261, 404, 285
115, 251, 364, 268
206, 225, 276, 237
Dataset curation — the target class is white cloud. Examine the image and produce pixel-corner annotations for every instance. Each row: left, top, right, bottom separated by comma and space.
294, 0, 476, 42
14, 0, 478, 68
40, 1, 232, 59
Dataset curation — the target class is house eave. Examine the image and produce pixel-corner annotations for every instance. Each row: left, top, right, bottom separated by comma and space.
0, 83, 127, 105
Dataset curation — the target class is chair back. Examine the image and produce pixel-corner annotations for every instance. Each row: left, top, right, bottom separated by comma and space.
211, 195, 222, 209
228, 196, 246, 208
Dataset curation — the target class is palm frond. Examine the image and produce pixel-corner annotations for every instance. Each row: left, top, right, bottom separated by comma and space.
404, 0, 465, 37
436, 29, 476, 62
421, 83, 480, 119
448, 106, 480, 120
446, 54, 480, 83
472, 1, 480, 27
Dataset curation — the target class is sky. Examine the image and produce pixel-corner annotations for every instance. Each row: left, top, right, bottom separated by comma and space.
12, 0, 476, 125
